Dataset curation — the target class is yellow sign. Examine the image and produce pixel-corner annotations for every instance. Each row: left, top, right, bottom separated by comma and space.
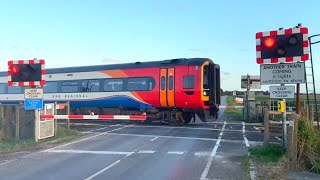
278, 100, 285, 112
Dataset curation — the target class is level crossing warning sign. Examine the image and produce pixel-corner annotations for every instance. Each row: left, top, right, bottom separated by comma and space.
260, 62, 305, 85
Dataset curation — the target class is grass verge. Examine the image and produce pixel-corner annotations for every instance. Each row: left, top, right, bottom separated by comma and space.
249, 145, 284, 163
249, 145, 287, 179
224, 96, 242, 120
0, 127, 82, 154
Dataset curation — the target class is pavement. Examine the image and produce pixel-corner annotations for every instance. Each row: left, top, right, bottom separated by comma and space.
0, 96, 274, 180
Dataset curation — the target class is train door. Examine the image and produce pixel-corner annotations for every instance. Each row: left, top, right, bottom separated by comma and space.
208, 63, 221, 106
159, 68, 175, 107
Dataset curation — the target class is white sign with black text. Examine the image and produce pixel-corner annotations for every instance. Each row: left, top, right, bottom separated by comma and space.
260, 62, 305, 85
269, 85, 295, 99
24, 88, 43, 99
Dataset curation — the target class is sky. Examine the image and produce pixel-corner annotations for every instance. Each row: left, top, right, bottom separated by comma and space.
0, 0, 319, 91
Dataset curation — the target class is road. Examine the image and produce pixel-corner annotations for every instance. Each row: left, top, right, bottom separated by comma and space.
0, 97, 264, 180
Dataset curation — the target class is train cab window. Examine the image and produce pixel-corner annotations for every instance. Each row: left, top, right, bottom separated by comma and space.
61, 81, 79, 93
0, 84, 6, 93
203, 65, 209, 89
43, 82, 58, 93
104, 79, 123, 91
183, 76, 194, 89
127, 77, 154, 91
8, 86, 23, 94
81, 80, 100, 92
160, 77, 165, 90
168, 76, 174, 90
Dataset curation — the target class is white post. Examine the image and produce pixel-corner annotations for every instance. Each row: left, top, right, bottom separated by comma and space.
34, 109, 40, 142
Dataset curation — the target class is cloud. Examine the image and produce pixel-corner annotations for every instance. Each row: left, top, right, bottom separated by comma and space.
222, 71, 231, 76
101, 57, 123, 64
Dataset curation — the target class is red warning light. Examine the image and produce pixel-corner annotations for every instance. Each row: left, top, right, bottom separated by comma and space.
263, 37, 276, 48
9, 65, 19, 74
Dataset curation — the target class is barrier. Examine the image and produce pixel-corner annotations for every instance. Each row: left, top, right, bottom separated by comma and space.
40, 113, 147, 121
219, 106, 244, 109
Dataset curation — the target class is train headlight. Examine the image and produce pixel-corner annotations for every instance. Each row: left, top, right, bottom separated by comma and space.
203, 91, 207, 96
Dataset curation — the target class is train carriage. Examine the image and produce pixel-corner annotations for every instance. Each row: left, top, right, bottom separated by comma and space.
0, 58, 221, 124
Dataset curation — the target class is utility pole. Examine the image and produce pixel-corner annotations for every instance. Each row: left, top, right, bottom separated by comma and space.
246, 74, 250, 121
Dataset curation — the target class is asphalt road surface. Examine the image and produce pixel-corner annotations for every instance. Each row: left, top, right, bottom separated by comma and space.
0, 97, 266, 180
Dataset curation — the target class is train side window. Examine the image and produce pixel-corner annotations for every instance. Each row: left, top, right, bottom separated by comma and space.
160, 77, 165, 90
0, 84, 6, 93
8, 86, 23, 94
169, 76, 174, 90
104, 79, 123, 92
81, 80, 100, 92
61, 81, 79, 93
183, 76, 194, 89
43, 82, 58, 93
127, 77, 154, 91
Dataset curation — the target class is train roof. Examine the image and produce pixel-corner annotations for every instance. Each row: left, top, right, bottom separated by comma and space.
0, 58, 215, 76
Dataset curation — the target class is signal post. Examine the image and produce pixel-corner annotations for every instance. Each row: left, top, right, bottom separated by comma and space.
7, 58, 48, 142
256, 25, 309, 151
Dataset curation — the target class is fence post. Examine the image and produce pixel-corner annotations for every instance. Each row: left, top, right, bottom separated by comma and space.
15, 106, 20, 140
287, 113, 298, 163
67, 102, 70, 129
264, 108, 270, 147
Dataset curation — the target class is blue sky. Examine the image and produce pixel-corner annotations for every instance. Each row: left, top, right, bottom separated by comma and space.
0, 0, 319, 91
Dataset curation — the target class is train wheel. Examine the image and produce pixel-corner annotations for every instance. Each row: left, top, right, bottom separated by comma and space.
182, 112, 192, 125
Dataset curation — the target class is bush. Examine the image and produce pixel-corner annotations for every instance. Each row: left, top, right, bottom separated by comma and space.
297, 116, 320, 173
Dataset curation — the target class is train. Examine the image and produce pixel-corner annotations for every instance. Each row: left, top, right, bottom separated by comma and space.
0, 58, 221, 124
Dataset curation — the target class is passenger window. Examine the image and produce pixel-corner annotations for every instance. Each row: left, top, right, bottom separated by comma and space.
183, 76, 195, 89
44, 82, 58, 93
104, 79, 123, 91
169, 76, 174, 90
160, 77, 165, 90
61, 81, 79, 92
8, 86, 23, 94
127, 77, 154, 91
81, 80, 100, 92
0, 84, 6, 93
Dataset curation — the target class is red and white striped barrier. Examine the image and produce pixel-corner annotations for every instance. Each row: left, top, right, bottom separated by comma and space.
40, 114, 147, 121
219, 106, 244, 109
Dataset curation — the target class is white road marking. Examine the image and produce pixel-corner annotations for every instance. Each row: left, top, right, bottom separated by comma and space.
167, 151, 184, 155
42, 125, 134, 152
244, 137, 250, 148
150, 137, 159, 141
210, 121, 226, 157
84, 160, 121, 180
82, 126, 110, 134
45, 149, 133, 155
137, 150, 155, 154
88, 131, 263, 144
82, 124, 122, 134
248, 152, 257, 180
242, 122, 250, 147
200, 121, 226, 180
194, 152, 211, 157
0, 159, 19, 166
242, 121, 245, 133
130, 124, 257, 132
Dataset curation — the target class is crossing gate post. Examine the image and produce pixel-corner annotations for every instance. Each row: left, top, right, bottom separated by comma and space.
34, 109, 40, 142
67, 102, 70, 129
54, 102, 58, 136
